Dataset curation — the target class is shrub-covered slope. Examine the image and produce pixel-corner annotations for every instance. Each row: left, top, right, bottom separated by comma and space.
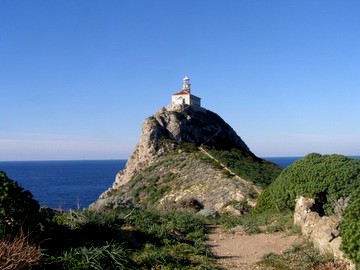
0, 171, 41, 237
254, 153, 360, 215
93, 141, 281, 213
253, 153, 360, 266
340, 190, 360, 266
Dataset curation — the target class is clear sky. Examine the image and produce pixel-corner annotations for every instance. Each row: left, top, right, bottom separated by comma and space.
1, 1, 360, 161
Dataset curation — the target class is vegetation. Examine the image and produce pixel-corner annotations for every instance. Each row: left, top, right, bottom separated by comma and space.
340, 189, 360, 266
259, 241, 346, 270
47, 208, 217, 269
253, 153, 360, 267
0, 173, 217, 269
0, 232, 41, 269
0, 171, 41, 238
254, 153, 360, 215
2, 153, 358, 269
204, 146, 282, 187
215, 210, 297, 234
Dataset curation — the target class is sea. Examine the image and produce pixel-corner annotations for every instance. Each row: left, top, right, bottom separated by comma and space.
0, 160, 127, 210
0, 156, 358, 210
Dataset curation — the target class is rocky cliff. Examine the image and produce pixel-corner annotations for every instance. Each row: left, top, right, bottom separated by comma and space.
92, 107, 281, 214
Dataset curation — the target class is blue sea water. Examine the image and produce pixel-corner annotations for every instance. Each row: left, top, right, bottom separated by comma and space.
0, 160, 126, 210
263, 156, 302, 167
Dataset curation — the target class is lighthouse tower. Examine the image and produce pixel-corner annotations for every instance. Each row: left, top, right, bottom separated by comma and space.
182, 76, 191, 93
169, 76, 202, 111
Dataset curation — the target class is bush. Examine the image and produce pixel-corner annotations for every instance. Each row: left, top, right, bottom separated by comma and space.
216, 210, 295, 234
340, 190, 360, 266
42, 208, 216, 269
254, 153, 360, 215
58, 242, 133, 270
260, 241, 340, 270
0, 232, 41, 269
0, 171, 41, 237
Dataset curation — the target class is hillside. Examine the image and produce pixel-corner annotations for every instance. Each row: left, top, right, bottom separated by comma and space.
91, 107, 281, 214
253, 153, 360, 267
254, 153, 360, 214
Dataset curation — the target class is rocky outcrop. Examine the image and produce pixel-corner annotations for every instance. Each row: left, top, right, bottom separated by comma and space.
294, 197, 355, 270
93, 106, 280, 213
112, 107, 251, 188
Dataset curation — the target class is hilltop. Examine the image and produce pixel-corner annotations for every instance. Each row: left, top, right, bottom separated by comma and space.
91, 106, 281, 214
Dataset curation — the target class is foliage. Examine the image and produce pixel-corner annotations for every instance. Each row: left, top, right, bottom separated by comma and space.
254, 153, 360, 215
215, 210, 296, 234
0, 232, 41, 270
340, 189, 360, 267
259, 241, 342, 270
124, 209, 208, 242
39, 207, 217, 269
204, 147, 282, 187
0, 171, 41, 237
58, 242, 133, 270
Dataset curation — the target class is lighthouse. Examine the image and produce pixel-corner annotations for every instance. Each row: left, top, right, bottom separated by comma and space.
182, 76, 191, 93
169, 76, 202, 111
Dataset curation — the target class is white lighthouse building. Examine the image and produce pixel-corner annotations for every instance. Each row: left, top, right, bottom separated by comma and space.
169, 76, 202, 111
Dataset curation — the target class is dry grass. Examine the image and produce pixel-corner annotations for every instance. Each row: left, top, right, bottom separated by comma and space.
0, 233, 41, 270
259, 241, 347, 270
311, 260, 348, 270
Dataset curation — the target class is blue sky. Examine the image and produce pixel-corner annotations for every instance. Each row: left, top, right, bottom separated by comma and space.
1, 1, 360, 161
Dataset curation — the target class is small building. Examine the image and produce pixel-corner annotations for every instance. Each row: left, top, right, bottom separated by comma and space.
169, 76, 201, 111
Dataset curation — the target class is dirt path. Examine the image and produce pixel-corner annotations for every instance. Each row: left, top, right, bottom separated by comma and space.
198, 146, 262, 195
208, 227, 300, 270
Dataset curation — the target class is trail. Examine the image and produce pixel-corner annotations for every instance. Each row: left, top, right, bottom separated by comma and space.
207, 226, 300, 270
198, 146, 262, 195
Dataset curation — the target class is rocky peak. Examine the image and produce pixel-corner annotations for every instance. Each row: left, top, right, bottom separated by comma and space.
93, 105, 281, 214
153, 107, 251, 151
113, 107, 252, 188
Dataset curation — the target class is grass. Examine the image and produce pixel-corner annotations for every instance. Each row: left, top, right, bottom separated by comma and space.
59, 242, 132, 270
259, 241, 347, 270
0, 232, 41, 270
204, 147, 282, 188
214, 210, 298, 235
37, 207, 219, 269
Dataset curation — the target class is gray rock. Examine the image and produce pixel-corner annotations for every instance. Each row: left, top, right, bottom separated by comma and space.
197, 208, 220, 218
111, 107, 251, 188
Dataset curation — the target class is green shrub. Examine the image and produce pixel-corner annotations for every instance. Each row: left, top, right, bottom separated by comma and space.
340, 190, 360, 267
124, 209, 207, 243
254, 153, 360, 215
59, 242, 133, 270
43, 208, 215, 269
216, 210, 295, 234
0, 171, 41, 237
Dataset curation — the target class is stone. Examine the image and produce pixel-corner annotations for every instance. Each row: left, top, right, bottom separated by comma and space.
109, 107, 251, 189
294, 196, 355, 269
197, 208, 220, 218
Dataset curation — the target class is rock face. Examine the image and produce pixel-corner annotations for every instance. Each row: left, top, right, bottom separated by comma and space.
113, 107, 251, 188
93, 106, 280, 213
294, 196, 355, 270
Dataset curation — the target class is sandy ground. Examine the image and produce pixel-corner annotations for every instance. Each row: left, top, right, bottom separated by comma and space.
208, 226, 300, 270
